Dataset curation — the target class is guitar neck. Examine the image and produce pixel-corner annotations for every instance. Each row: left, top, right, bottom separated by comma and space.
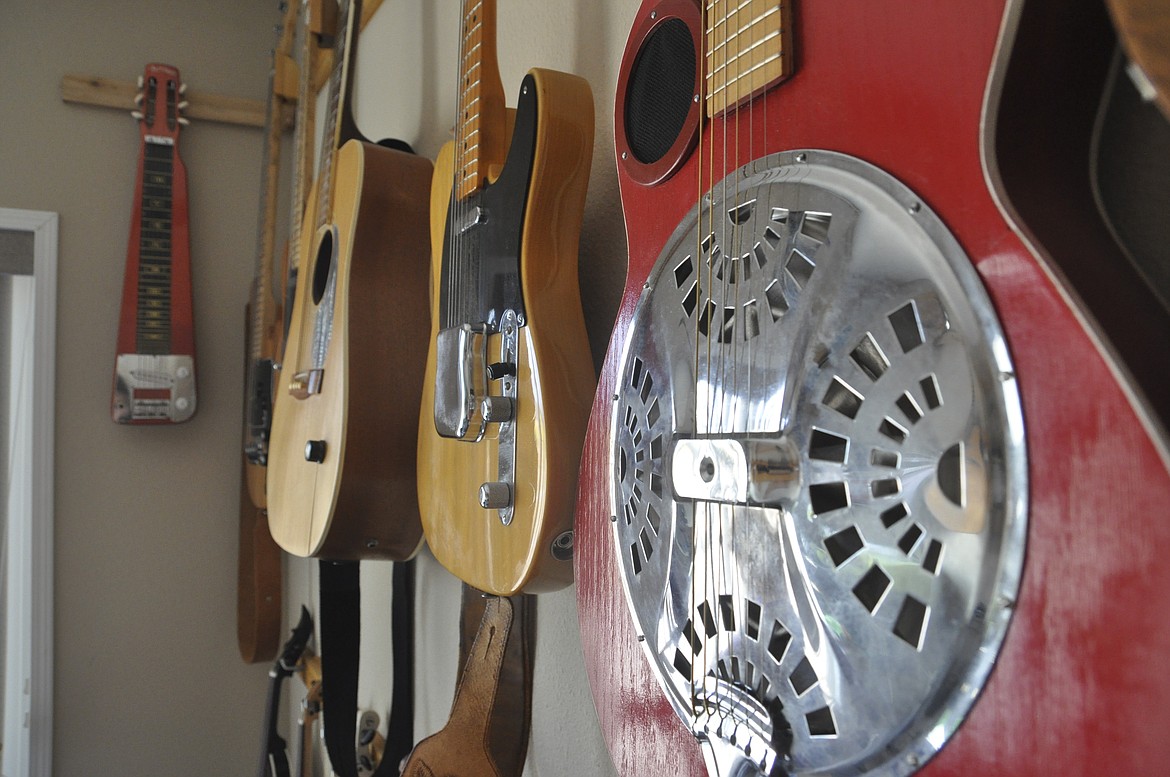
314, 0, 363, 229
703, 0, 794, 117
453, 0, 506, 200
286, 0, 318, 278
249, 60, 287, 362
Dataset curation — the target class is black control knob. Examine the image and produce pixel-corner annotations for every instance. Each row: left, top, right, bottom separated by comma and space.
304, 439, 327, 463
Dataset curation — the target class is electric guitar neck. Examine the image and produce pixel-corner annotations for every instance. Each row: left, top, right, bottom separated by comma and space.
111, 63, 196, 424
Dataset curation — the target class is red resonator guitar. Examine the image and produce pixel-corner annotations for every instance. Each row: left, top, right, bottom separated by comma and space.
575, 0, 1170, 775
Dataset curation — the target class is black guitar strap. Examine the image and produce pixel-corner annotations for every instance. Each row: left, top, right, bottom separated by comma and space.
258, 607, 313, 777
318, 559, 416, 777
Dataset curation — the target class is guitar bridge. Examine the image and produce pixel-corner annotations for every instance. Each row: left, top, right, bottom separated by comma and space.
288, 369, 324, 400
433, 324, 488, 440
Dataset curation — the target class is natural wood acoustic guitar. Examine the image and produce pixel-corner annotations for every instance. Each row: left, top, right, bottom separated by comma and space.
574, 0, 1170, 775
267, 0, 431, 561
111, 63, 196, 424
416, 0, 595, 596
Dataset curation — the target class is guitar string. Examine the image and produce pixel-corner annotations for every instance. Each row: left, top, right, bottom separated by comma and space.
691, 0, 706, 716
451, 0, 464, 330
700, 0, 715, 724
724, 0, 740, 734
301, 0, 348, 377
453, 0, 483, 331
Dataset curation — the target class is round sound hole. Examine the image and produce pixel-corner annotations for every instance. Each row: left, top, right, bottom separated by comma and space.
312, 229, 334, 306
625, 18, 695, 165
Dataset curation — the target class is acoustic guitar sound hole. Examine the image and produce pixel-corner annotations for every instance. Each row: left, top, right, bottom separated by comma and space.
312, 230, 333, 306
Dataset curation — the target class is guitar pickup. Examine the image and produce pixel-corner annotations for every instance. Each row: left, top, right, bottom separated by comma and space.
433, 324, 487, 440
456, 205, 489, 235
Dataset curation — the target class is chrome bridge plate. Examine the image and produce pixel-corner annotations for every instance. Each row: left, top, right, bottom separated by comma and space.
610, 150, 1026, 776
113, 353, 196, 423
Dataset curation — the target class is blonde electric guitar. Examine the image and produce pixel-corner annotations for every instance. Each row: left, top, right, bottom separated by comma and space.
267, 0, 431, 561
417, 0, 595, 595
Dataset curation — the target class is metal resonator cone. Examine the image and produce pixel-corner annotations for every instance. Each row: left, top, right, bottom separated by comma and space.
610, 151, 1026, 776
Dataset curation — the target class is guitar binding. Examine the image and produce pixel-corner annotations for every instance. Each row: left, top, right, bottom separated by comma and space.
610, 149, 1027, 775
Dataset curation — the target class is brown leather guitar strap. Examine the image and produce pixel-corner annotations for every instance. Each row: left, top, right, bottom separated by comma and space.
402, 587, 536, 777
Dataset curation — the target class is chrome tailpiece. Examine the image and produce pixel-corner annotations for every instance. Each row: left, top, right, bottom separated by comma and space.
433, 323, 488, 441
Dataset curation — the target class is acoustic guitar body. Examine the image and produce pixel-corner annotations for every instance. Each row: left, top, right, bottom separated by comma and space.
575, 0, 1170, 775
268, 139, 431, 561
417, 68, 595, 596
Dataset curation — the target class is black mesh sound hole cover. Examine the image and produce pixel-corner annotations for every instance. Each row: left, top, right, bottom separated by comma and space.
625, 18, 696, 165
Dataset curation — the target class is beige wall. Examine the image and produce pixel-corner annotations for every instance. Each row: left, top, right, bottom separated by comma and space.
1, 0, 291, 774
0, 0, 639, 774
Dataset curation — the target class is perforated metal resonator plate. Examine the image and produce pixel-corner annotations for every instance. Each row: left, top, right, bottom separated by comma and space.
610, 150, 1026, 776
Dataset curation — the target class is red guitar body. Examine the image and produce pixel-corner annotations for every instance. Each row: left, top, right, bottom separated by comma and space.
111, 63, 197, 425
575, 0, 1170, 774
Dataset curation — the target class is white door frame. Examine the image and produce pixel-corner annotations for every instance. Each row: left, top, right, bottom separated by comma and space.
1, 207, 56, 777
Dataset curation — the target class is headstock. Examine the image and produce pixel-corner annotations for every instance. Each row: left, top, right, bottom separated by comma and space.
131, 63, 189, 140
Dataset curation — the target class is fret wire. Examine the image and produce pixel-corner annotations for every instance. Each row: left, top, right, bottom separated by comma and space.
706, 18, 781, 65
706, 51, 781, 93
459, 79, 483, 99
706, 0, 777, 26
707, 3, 779, 45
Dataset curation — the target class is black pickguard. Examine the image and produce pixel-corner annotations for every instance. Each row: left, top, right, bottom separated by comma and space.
438, 73, 539, 332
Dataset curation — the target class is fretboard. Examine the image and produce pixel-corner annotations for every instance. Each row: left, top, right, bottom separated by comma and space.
315, 0, 359, 231
454, 0, 505, 200
287, 0, 316, 278
704, 0, 793, 117
136, 140, 175, 354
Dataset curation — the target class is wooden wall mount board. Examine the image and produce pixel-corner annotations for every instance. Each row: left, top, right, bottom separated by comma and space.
61, 72, 294, 129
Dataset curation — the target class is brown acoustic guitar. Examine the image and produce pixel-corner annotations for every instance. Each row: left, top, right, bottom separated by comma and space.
267, 0, 431, 561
